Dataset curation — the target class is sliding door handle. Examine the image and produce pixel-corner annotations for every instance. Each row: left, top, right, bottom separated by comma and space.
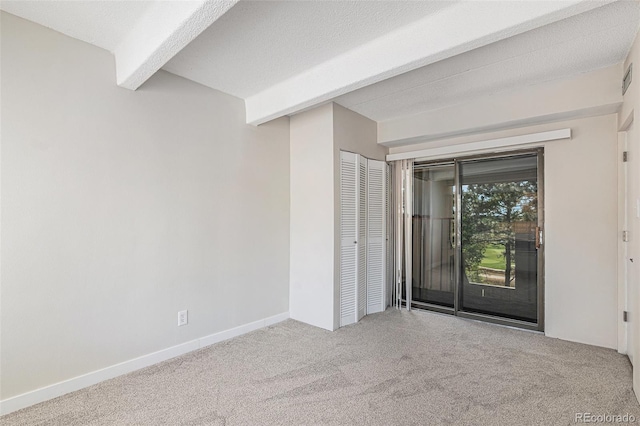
450, 220, 455, 248
535, 226, 542, 249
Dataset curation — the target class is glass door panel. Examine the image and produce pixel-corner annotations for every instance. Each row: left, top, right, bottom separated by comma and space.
411, 164, 456, 308
459, 155, 539, 323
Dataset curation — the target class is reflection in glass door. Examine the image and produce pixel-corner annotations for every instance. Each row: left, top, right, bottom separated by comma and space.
459, 155, 539, 324
411, 164, 456, 308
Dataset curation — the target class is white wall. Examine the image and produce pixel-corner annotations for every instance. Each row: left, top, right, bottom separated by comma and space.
388, 115, 619, 349
384, 61, 626, 349
289, 103, 335, 330
332, 104, 386, 328
289, 103, 386, 331
544, 116, 618, 348
379, 64, 622, 147
1, 12, 290, 401
333, 103, 386, 161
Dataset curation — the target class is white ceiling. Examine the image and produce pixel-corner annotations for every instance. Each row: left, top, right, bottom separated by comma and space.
2, 0, 638, 126
162, 0, 456, 99
335, 0, 640, 122
0, 0, 153, 52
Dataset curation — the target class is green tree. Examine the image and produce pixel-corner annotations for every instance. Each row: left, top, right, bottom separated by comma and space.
462, 180, 537, 285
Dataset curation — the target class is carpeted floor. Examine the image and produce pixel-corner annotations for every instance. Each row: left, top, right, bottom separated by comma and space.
3, 309, 639, 425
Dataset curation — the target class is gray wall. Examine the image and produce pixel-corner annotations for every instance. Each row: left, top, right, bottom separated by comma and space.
332, 104, 386, 329
289, 102, 386, 331
289, 103, 335, 330
389, 114, 620, 349
1, 12, 290, 399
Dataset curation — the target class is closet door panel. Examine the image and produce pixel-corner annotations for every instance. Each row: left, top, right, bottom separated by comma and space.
367, 159, 386, 314
358, 156, 367, 320
386, 163, 393, 309
340, 151, 358, 326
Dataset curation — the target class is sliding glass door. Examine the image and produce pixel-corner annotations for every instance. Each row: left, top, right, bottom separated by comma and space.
401, 150, 543, 330
459, 154, 540, 324
410, 164, 456, 309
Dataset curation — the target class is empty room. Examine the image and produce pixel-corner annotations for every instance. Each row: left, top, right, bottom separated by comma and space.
2, 0, 640, 424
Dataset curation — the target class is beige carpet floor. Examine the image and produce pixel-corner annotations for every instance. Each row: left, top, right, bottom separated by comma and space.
3, 309, 639, 425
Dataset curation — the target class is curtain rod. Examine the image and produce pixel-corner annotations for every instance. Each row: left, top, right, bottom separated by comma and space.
386, 129, 571, 162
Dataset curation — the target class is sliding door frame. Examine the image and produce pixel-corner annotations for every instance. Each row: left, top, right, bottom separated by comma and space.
402, 148, 545, 332
454, 160, 461, 317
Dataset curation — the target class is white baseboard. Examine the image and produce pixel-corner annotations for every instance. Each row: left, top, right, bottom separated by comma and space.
0, 311, 290, 416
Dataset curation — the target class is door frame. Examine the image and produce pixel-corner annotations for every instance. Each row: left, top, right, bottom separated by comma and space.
403, 148, 545, 332
618, 126, 630, 355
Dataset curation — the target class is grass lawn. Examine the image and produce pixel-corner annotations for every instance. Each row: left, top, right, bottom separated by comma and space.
479, 244, 515, 271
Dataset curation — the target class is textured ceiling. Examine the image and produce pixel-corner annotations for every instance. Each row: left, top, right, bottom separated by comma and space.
2, 0, 638, 126
0, 0, 153, 52
334, 1, 640, 122
162, 0, 457, 98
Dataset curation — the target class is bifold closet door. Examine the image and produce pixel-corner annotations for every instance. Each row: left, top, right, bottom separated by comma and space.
367, 159, 386, 314
340, 152, 367, 326
357, 155, 367, 321
386, 164, 393, 310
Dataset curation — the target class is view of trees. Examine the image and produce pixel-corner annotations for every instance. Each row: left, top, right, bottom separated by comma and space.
461, 180, 537, 285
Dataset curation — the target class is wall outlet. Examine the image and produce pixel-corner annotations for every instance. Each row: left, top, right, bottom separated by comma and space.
177, 310, 188, 327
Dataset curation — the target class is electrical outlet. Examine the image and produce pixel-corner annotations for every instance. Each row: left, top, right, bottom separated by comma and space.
177, 310, 188, 326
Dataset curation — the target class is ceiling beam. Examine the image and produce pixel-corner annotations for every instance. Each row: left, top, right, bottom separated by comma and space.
245, 0, 615, 126
115, 0, 238, 90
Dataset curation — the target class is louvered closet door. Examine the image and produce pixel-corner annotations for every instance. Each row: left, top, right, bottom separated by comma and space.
357, 155, 367, 321
340, 151, 359, 326
367, 159, 386, 314
386, 163, 393, 309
